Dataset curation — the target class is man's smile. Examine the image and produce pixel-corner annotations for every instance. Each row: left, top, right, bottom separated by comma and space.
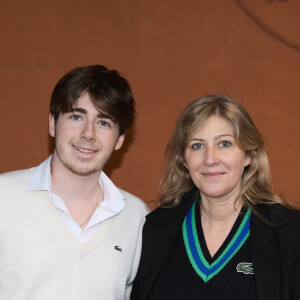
72, 145, 98, 154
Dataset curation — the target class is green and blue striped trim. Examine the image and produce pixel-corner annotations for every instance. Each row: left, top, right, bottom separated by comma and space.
182, 201, 251, 283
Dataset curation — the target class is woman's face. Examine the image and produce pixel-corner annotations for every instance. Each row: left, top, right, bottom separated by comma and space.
184, 116, 251, 202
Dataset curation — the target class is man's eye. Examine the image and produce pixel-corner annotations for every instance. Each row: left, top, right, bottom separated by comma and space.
98, 120, 110, 127
191, 143, 203, 150
220, 141, 231, 147
71, 115, 82, 121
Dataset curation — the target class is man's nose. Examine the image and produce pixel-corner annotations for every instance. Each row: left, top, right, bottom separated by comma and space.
81, 122, 95, 141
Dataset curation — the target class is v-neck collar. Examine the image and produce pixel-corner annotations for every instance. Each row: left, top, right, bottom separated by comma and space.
39, 189, 118, 257
182, 200, 251, 282
198, 202, 249, 263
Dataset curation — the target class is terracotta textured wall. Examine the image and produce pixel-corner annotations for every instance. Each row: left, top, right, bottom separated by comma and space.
1, 0, 299, 207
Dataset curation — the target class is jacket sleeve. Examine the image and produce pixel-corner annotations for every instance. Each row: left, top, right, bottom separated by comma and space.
283, 216, 300, 299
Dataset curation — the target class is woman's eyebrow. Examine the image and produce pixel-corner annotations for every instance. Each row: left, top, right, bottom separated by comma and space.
214, 134, 234, 140
190, 134, 234, 141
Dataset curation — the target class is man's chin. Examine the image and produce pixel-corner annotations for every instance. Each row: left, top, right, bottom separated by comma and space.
73, 169, 99, 177
65, 164, 101, 177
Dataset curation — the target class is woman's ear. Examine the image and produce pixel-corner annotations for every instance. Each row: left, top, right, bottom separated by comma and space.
244, 153, 252, 167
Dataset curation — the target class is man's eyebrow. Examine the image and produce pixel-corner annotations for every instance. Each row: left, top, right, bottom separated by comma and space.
97, 113, 116, 123
69, 108, 116, 123
70, 108, 87, 114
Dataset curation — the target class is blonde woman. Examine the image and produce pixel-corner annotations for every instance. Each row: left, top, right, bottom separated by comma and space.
131, 95, 300, 300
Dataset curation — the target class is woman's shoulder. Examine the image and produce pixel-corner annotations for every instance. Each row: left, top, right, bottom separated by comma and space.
254, 202, 300, 232
145, 189, 197, 228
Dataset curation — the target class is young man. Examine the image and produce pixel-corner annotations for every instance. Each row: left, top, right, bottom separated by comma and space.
0, 65, 148, 299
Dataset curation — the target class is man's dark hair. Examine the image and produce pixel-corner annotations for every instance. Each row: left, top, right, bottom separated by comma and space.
50, 65, 135, 135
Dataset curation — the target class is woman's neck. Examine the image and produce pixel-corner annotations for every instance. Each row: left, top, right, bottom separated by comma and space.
200, 193, 243, 257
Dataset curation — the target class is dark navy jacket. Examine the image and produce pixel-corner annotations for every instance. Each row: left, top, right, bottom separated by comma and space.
130, 190, 300, 300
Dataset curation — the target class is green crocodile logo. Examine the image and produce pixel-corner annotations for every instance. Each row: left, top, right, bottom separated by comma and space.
115, 246, 122, 252
236, 262, 254, 275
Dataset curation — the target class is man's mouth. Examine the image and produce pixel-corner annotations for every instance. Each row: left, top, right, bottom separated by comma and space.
73, 145, 98, 154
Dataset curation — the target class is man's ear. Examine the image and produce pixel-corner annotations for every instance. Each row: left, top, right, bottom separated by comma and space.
114, 134, 125, 150
49, 114, 55, 137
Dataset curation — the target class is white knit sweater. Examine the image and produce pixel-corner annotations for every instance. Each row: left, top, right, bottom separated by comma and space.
0, 168, 148, 300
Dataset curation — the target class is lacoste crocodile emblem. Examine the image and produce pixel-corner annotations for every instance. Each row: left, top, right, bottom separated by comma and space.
236, 262, 254, 275
115, 246, 122, 252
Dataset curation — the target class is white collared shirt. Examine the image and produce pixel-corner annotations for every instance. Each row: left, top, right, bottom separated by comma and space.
27, 156, 125, 243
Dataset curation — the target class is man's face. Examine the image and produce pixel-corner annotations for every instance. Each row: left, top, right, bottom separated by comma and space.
49, 93, 124, 176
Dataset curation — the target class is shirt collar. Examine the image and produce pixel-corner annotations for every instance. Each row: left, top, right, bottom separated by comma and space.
27, 156, 52, 193
27, 155, 125, 212
98, 171, 125, 213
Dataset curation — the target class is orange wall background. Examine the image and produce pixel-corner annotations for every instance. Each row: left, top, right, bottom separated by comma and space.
1, 0, 299, 208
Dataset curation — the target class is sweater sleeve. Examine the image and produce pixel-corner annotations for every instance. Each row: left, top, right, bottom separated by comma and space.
125, 207, 148, 299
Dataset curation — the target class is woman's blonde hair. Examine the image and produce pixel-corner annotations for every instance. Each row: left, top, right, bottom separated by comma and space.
159, 94, 292, 210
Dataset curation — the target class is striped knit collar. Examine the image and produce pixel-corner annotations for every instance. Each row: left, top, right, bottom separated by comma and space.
182, 200, 251, 283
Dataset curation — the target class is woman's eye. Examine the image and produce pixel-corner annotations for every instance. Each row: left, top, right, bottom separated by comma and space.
71, 115, 82, 121
191, 143, 203, 150
220, 141, 231, 147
